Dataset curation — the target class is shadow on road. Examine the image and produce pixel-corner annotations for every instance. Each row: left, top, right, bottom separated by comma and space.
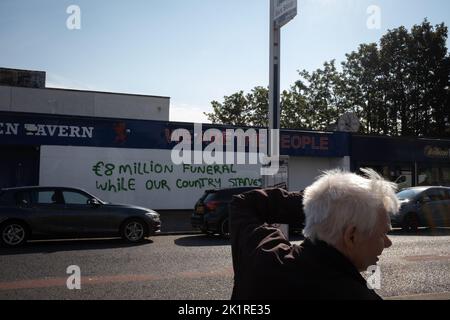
389, 227, 450, 237
174, 233, 306, 247
0, 238, 153, 256
174, 234, 230, 247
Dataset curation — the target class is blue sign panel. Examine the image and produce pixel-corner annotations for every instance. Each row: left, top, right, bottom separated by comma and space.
0, 112, 350, 158
351, 135, 450, 164
280, 130, 350, 158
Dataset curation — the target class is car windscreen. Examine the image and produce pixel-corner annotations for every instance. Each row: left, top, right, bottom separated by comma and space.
204, 191, 236, 202
204, 188, 257, 202
396, 189, 421, 200
203, 192, 221, 202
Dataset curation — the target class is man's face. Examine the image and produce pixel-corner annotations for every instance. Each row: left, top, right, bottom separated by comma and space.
352, 210, 392, 272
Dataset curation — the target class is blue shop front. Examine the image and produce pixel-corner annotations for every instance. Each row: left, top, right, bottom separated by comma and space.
351, 135, 450, 188
0, 111, 350, 209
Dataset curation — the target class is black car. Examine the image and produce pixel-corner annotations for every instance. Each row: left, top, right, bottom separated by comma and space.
0, 186, 161, 247
191, 187, 305, 238
392, 186, 450, 231
191, 187, 260, 237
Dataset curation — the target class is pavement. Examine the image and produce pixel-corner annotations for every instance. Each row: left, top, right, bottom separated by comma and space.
386, 292, 450, 300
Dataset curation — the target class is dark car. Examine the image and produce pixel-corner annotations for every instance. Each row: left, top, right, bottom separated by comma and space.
392, 186, 450, 232
191, 187, 260, 237
191, 187, 305, 238
0, 186, 161, 247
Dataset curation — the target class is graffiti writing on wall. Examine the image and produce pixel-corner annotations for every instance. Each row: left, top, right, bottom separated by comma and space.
91, 161, 262, 193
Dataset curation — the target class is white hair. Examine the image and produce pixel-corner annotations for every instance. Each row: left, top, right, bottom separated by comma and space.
302, 168, 400, 245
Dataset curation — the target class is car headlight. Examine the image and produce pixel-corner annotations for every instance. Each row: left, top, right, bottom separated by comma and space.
146, 211, 160, 219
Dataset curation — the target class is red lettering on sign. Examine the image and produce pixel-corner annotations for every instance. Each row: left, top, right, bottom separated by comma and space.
320, 137, 329, 150
302, 136, 312, 147
282, 135, 291, 149
292, 136, 302, 149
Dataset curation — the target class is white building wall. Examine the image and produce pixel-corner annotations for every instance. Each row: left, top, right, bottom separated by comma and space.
288, 156, 350, 191
93, 92, 168, 120
0, 85, 169, 121
0, 86, 11, 109
39, 146, 262, 210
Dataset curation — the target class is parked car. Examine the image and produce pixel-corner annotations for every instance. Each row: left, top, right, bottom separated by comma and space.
0, 186, 161, 247
191, 187, 260, 237
393, 186, 450, 232
191, 187, 304, 237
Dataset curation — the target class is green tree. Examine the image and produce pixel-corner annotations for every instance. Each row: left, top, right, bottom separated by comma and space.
342, 43, 385, 134
206, 19, 450, 137
407, 20, 450, 137
205, 91, 249, 126
295, 60, 347, 131
379, 25, 412, 136
246, 86, 269, 127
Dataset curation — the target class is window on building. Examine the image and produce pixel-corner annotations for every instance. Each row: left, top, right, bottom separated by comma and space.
418, 166, 450, 187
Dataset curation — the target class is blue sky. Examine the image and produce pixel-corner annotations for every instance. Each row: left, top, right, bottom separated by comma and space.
1, 0, 449, 123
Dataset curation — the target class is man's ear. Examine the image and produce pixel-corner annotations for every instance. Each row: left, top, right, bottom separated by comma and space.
343, 225, 357, 249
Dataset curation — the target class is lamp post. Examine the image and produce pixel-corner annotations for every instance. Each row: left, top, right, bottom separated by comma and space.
267, 0, 298, 239
268, 0, 297, 157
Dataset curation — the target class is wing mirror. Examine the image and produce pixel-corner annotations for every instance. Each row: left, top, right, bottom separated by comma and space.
88, 198, 101, 207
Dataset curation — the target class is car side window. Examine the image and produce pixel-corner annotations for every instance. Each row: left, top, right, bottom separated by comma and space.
420, 193, 431, 203
29, 191, 64, 205
443, 190, 450, 200
62, 191, 90, 205
427, 190, 445, 202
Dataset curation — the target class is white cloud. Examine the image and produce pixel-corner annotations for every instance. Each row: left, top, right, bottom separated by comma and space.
170, 103, 212, 124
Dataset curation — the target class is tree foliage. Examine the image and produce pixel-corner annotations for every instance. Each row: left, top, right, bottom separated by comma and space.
205, 20, 450, 137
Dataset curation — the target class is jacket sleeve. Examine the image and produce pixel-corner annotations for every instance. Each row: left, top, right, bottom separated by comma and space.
229, 188, 304, 299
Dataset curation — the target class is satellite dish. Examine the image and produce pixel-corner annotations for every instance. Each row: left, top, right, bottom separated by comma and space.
337, 112, 360, 132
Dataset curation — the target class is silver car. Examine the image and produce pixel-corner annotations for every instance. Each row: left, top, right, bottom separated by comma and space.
0, 186, 161, 247
393, 186, 450, 232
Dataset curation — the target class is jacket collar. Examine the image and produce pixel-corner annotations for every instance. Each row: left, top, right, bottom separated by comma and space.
301, 238, 369, 286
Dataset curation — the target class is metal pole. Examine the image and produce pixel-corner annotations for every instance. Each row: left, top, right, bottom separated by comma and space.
269, 0, 281, 157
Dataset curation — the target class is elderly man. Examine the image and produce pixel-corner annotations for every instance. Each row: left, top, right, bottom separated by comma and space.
229, 168, 399, 300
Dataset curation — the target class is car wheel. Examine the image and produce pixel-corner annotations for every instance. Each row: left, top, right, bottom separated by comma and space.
402, 213, 419, 233
1, 221, 28, 247
121, 219, 148, 243
220, 218, 230, 239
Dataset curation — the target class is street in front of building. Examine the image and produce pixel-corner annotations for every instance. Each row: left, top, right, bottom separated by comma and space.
0, 229, 449, 300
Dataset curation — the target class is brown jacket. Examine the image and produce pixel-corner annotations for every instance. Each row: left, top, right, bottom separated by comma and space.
230, 188, 382, 300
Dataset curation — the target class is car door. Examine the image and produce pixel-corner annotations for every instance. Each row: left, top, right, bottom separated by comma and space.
419, 189, 445, 227
417, 191, 434, 227
61, 190, 115, 235
29, 189, 80, 236
443, 190, 450, 227
433, 189, 450, 227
